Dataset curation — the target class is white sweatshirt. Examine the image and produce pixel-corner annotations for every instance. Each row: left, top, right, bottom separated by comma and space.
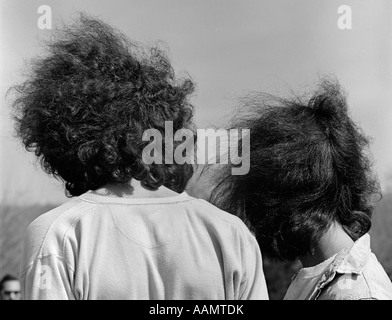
19, 190, 268, 300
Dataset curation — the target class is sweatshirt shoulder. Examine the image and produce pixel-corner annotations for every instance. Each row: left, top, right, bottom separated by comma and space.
184, 197, 254, 236
26, 199, 93, 236
21, 198, 96, 264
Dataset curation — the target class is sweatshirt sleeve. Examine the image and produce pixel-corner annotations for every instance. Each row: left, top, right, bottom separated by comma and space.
239, 231, 269, 300
20, 253, 75, 300
18, 207, 77, 300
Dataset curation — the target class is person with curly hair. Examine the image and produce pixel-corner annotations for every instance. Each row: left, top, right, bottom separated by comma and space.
11, 15, 268, 300
210, 78, 392, 300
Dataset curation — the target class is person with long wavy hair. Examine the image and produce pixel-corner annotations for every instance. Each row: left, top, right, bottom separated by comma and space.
11, 15, 268, 300
210, 78, 392, 300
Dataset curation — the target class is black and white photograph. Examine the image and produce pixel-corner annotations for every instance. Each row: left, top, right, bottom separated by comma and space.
0, 0, 391, 305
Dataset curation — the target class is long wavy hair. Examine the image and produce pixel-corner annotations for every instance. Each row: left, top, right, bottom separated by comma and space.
10, 14, 196, 196
210, 78, 380, 261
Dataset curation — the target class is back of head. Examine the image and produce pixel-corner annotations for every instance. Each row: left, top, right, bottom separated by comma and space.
10, 14, 196, 196
211, 78, 379, 261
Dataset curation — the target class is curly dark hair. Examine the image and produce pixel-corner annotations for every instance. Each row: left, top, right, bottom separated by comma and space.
210, 78, 380, 261
10, 15, 196, 196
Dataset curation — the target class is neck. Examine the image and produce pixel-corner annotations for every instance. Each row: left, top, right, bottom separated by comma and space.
300, 222, 354, 268
93, 179, 180, 198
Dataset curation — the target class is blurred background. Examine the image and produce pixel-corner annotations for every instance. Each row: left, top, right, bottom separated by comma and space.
1, 0, 391, 299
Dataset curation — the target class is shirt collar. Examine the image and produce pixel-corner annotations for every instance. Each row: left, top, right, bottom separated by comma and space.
329, 233, 371, 275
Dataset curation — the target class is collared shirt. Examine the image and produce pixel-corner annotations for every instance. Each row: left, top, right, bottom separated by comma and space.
284, 234, 392, 300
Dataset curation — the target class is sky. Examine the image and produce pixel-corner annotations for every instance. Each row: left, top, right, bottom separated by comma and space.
0, 0, 391, 205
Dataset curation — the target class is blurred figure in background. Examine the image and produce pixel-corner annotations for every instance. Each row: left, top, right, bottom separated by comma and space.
0, 274, 21, 300
211, 78, 392, 300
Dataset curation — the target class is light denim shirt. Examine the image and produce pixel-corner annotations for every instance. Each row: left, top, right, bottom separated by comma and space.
289, 234, 392, 300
